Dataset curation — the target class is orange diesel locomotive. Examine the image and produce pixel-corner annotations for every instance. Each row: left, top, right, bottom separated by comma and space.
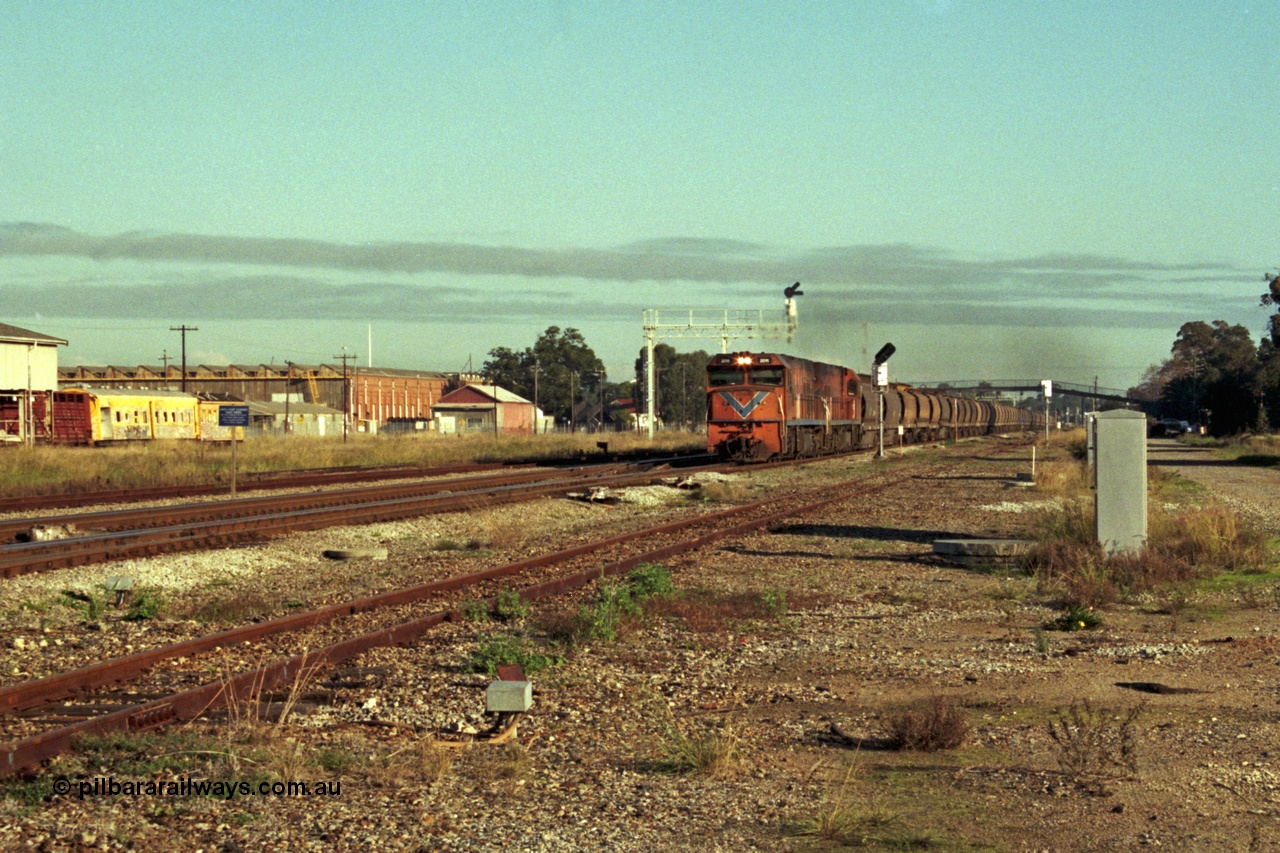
706, 352, 863, 461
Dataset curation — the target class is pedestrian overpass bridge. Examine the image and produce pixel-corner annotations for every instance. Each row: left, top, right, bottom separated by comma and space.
919, 379, 1143, 409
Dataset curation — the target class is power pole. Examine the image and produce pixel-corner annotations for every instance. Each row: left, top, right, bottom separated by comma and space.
170, 325, 198, 393
598, 368, 606, 433
532, 360, 540, 435
284, 361, 294, 434
159, 350, 171, 391
334, 351, 355, 443
570, 371, 578, 433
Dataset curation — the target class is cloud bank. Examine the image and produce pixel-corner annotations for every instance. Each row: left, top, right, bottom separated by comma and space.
0, 223, 1260, 338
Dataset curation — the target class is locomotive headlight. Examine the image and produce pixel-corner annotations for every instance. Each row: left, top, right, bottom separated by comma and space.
735, 356, 752, 365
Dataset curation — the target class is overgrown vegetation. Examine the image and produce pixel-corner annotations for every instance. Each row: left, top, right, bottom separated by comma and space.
181, 590, 279, 624
465, 632, 563, 675
660, 720, 739, 777
649, 694, 739, 778
644, 586, 822, 634
122, 588, 166, 622
1048, 603, 1103, 632
1022, 460, 1272, 611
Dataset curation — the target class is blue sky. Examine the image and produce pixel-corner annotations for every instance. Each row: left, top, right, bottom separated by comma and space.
3, 1, 1277, 390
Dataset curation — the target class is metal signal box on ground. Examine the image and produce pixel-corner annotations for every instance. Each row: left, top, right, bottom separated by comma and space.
1092, 409, 1147, 555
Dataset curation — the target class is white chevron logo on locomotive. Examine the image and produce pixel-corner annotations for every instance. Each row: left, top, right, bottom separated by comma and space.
719, 390, 770, 418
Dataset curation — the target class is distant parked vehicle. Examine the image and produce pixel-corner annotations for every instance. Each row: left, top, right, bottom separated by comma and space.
1152, 418, 1192, 437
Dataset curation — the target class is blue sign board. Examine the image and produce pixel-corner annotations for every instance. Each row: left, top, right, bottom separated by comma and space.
218, 405, 250, 428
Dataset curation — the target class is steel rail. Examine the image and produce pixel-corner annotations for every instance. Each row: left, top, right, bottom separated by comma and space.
0, 447, 857, 576
0, 463, 517, 513
0, 465, 714, 578
0, 467, 927, 776
0, 464, 637, 543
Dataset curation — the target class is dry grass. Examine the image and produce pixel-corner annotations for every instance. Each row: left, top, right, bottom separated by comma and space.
644, 588, 773, 632
644, 586, 829, 633
368, 737, 455, 788
1022, 462, 1271, 608
660, 719, 740, 777
0, 430, 705, 497
479, 741, 531, 783
1026, 498, 1095, 545
886, 695, 971, 751
1149, 504, 1268, 572
697, 479, 754, 504
1025, 501, 1270, 608
473, 505, 532, 552
1032, 458, 1089, 498
179, 589, 281, 624
793, 759, 902, 845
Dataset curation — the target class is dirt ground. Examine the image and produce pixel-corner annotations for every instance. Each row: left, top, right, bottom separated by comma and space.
2, 436, 1279, 851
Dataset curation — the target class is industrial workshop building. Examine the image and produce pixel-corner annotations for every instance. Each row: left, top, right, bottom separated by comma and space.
58, 364, 470, 433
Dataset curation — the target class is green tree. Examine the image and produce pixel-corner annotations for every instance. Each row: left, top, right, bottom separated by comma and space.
482, 327, 604, 426
1257, 269, 1280, 429
1154, 320, 1260, 435
633, 344, 710, 429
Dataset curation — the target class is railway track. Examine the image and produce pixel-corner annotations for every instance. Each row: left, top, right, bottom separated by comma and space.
0, 459, 721, 578
0, 462, 513, 513
0, 450, 715, 513
0, 461, 943, 777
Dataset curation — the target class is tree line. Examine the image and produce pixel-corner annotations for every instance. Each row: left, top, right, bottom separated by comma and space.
1128, 270, 1280, 436
481, 327, 709, 429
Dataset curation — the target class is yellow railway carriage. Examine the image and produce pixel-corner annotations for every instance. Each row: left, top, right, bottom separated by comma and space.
62, 388, 200, 442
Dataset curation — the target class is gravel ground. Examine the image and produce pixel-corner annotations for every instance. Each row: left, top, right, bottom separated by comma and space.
1, 437, 1279, 851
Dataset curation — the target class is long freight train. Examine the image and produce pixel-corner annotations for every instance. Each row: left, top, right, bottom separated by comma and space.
707, 351, 1043, 461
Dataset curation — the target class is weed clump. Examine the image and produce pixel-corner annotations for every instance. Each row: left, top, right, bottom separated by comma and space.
793, 760, 902, 846
886, 695, 970, 751
1046, 700, 1143, 793
465, 632, 562, 675
458, 599, 491, 622
1049, 603, 1103, 632
493, 590, 531, 622
576, 563, 676, 643
122, 588, 166, 622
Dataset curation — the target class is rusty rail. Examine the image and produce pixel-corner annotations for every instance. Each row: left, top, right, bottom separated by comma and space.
0, 464, 710, 578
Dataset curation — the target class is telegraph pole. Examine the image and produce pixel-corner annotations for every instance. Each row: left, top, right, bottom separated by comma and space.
284, 361, 294, 434
334, 351, 355, 443
532, 361, 540, 435
159, 350, 172, 391
170, 326, 198, 393
597, 368, 606, 432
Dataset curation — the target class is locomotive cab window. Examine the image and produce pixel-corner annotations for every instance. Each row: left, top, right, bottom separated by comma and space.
707, 369, 742, 386
750, 367, 785, 386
